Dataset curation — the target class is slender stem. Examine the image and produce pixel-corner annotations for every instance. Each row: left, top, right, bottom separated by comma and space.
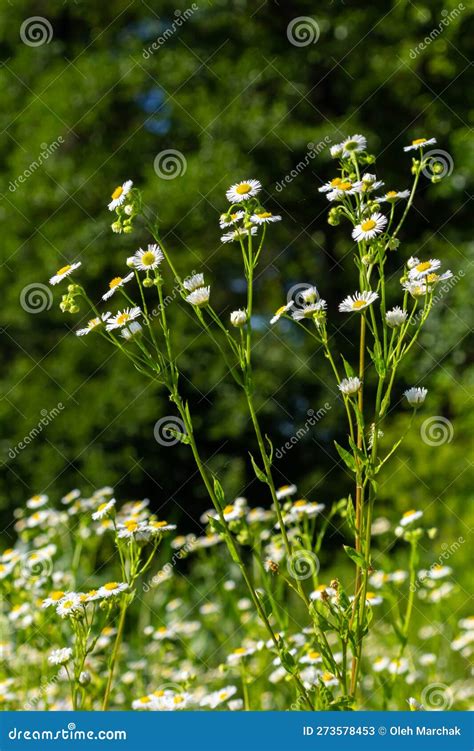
102, 599, 128, 710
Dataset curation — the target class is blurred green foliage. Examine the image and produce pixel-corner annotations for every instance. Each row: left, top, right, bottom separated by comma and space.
0, 0, 472, 556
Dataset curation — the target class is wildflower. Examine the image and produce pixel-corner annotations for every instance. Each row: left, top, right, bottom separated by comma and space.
385, 306, 407, 328
341, 134, 367, 157
131, 244, 164, 271
310, 584, 336, 601
221, 226, 258, 243
339, 290, 378, 313
250, 211, 281, 224
400, 509, 423, 527
359, 173, 384, 193
56, 594, 82, 618
403, 137, 437, 152
300, 286, 319, 304
300, 650, 323, 665
108, 180, 133, 211
326, 180, 362, 201
338, 377, 361, 396
214, 504, 245, 523
227, 646, 256, 665
76, 313, 111, 337
219, 210, 244, 228
427, 564, 452, 579
404, 387, 427, 406
401, 280, 429, 298
388, 657, 409, 675
320, 671, 338, 687
92, 499, 116, 521
142, 520, 177, 536
352, 213, 387, 242
365, 592, 383, 606
407, 697, 424, 710
270, 301, 294, 324
26, 494, 48, 510
102, 273, 134, 300
408, 258, 441, 279
200, 685, 238, 708
230, 309, 247, 327
291, 300, 327, 321
48, 648, 72, 666
376, 189, 410, 202
185, 286, 210, 307
97, 582, 129, 598
226, 179, 261, 203
121, 321, 143, 340
49, 263, 82, 286
284, 500, 325, 522
106, 307, 142, 331
373, 657, 389, 672
183, 273, 205, 293
276, 484, 297, 500
329, 143, 343, 158
41, 591, 65, 609
25, 510, 50, 528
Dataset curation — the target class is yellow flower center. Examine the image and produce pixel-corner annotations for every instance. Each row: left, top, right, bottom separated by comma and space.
386, 191, 398, 198
338, 181, 352, 191
139, 696, 149, 704
97, 502, 109, 512
173, 695, 184, 704
86, 590, 98, 598
31, 512, 41, 520
330, 177, 342, 187
236, 183, 251, 195
125, 521, 138, 532
50, 591, 64, 601
366, 592, 376, 600
309, 650, 320, 659
316, 585, 326, 592
426, 273, 439, 283
153, 690, 165, 697
116, 313, 130, 325
109, 277, 123, 289
112, 186, 123, 200
151, 521, 168, 528
223, 505, 235, 515
3, 549, 13, 555
361, 219, 376, 232
322, 672, 334, 681
104, 582, 119, 591
412, 138, 427, 145
219, 691, 228, 700
141, 251, 156, 266
415, 261, 431, 272
88, 318, 100, 329
294, 500, 307, 507
403, 509, 416, 517
57, 265, 71, 276
233, 647, 247, 654
256, 212, 272, 219
274, 305, 286, 317
62, 600, 74, 608
352, 300, 367, 309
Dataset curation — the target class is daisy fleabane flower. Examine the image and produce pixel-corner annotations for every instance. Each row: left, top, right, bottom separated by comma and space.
185, 286, 210, 307
48, 647, 72, 666
183, 273, 205, 293
92, 498, 116, 520
108, 179, 133, 211
226, 179, 261, 203
98, 582, 129, 598
230, 309, 247, 327
49, 262, 81, 286
403, 137, 436, 152
385, 307, 408, 328
339, 290, 378, 313
376, 189, 410, 202
56, 593, 82, 618
352, 213, 387, 242
106, 307, 142, 331
408, 258, 441, 279
338, 377, 361, 395
400, 509, 423, 527
404, 387, 427, 406
291, 300, 327, 321
221, 226, 258, 243
341, 134, 367, 157
250, 211, 281, 224
270, 301, 294, 324
131, 244, 164, 271
76, 313, 111, 337
102, 272, 134, 300
219, 211, 244, 228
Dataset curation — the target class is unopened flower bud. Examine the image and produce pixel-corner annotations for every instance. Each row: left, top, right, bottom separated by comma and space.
230, 309, 247, 327
143, 277, 153, 288
124, 204, 133, 216
79, 671, 91, 686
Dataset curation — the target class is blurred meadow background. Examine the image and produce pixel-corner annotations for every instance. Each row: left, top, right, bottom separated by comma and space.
0, 0, 472, 661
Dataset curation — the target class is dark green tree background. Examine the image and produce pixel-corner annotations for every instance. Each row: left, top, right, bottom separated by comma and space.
0, 0, 472, 544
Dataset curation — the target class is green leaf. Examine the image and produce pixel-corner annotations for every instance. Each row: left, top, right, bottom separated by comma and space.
343, 545, 365, 567
334, 441, 357, 472
208, 515, 225, 535
166, 428, 190, 445
213, 476, 225, 507
265, 434, 274, 464
341, 355, 355, 379
278, 648, 296, 673
346, 495, 356, 532
249, 452, 268, 484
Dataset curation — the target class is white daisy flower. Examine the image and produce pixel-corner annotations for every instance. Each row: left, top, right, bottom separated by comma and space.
108, 180, 133, 211
92, 499, 116, 521
365, 592, 383, 606
102, 273, 134, 300
183, 273, 205, 292
228, 699, 243, 711
56, 593, 82, 618
399, 509, 423, 527
48, 647, 72, 666
403, 137, 437, 152
49, 262, 81, 286
408, 258, 441, 279
230, 309, 247, 327
226, 179, 261, 203
76, 313, 111, 337
97, 582, 129, 598
352, 213, 387, 242
212, 504, 245, 523
388, 658, 409, 675
329, 143, 344, 158
121, 321, 143, 340
319, 177, 346, 193
250, 211, 282, 224
401, 280, 429, 298
407, 256, 420, 269
219, 211, 245, 228
300, 286, 319, 304
427, 564, 452, 580
326, 180, 362, 201
320, 671, 338, 687
26, 494, 48, 510
270, 301, 294, 324
291, 300, 327, 321
41, 590, 66, 609
376, 189, 410, 202
106, 307, 142, 331
285, 500, 325, 520
221, 226, 258, 243
385, 307, 408, 328
339, 290, 379, 313
338, 377, 361, 396
131, 244, 164, 271
185, 286, 210, 307
276, 484, 297, 500
300, 650, 323, 665
200, 685, 238, 708
373, 657, 390, 672
117, 519, 143, 538
341, 134, 367, 157
404, 387, 427, 406
25, 510, 50, 528
359, 173, 384, 193
407, 697, 424, 710
310, 584, 336, 601
142, 520, 177, 536
82, 589, 102, 603
227, 646, 256, 665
